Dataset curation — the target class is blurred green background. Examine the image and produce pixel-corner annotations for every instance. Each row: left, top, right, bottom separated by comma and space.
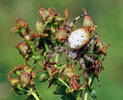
0, 0, 123, 100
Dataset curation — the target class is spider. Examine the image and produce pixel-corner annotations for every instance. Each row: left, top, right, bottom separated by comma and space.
45, 9, 110, 87
66, 9, 110, 86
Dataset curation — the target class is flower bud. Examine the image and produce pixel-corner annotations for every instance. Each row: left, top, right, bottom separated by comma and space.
56, 29, 68, 42
54, 16, 64, 26
20, 71, 30, 88
16, 43, 29, 56
63, 64, 75, 78
24, 35, 30, 41
36, 18, 44, 34
39, 71, 49, 82
39, 8, 51, 21
82, 16, 94, 28
16, 19, 28, 28
9, 78, 19, 87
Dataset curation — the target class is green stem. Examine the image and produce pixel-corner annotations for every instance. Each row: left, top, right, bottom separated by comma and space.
88, 78, 92, 88
55, 54, 59, 67
43, 39, 49, 52
27, 41, 37, 57
76, 92, 82, 100
29, 88, 40, 100
84, 92, 88, 100
58, 78, 70, 89
38, 62, 44, 68
84, 77, 92, 100
55, 54, 59, 63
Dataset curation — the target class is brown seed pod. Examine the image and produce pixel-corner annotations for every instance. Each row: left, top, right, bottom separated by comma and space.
56, 28, 68, 42
16, 42, 30, 57
82, 16, 94, 28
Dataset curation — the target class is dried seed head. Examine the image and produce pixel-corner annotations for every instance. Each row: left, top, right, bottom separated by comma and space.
8, 78, 19, 87
82, 16, 94, 28
39, 8, 51, 21
20, 71, 30, 88
35, 18, 44, 34
68, 28, 89, 50
56, 29, 68, 42
63, 64, 75, 78
16, 19, 28, 28
39, 71, 49, 82
16, 43, 29, 56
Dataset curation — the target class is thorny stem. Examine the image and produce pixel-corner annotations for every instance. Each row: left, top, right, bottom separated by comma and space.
58, 78, 70, 89
29, 88, 40, 100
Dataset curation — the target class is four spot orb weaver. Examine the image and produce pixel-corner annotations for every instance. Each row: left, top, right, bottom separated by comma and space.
46, 8, 110, 87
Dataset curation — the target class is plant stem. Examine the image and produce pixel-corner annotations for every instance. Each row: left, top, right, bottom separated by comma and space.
58, 78, 70, 89
84, 77, 92, 100
55, 54, 59, 67
84, 92, 88, 100
29, 88, 40, 100
28, 41, 37, 57
88, 77, 92, 88
55, 54, 59, 63
43, 39, 49, 52
76, 92, 82, 100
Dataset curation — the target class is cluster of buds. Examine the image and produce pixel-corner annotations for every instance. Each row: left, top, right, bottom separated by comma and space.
8, 8, 110, 100
8, 64, 41, 99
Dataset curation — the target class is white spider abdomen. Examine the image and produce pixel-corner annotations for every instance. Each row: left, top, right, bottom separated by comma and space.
68, 28, 89, 50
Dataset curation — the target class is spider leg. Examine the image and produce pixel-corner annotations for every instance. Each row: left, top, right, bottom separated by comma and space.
83, 54, 95, 64
45, 46, 67, 61
86, 36, 96, 50
67, 14, 85, 33
96, 75, 101, 87
79, 58, 88, 87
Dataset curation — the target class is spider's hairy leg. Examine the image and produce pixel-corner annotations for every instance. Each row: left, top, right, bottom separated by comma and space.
44, 46, 61, 60
67, 14, 85, 33
45, 46, 67, 61
86, 36, 96, 50
96, 75, 101, 87
84, 54, 95, 64
79, 58, 88, 87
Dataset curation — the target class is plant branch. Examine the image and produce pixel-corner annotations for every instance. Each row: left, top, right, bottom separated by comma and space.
58, 78, 70, 89
55, 54, 59, 67
29, 88, 40, 100
43, 39, 49, 52
84, 92, 88, 100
